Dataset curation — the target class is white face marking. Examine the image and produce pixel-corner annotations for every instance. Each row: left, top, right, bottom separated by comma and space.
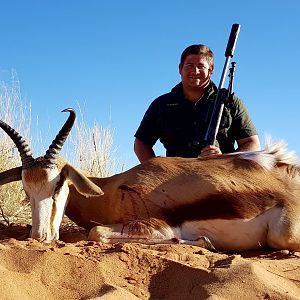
22, 167, 69, 242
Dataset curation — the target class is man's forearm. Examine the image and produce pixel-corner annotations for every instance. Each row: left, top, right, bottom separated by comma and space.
134, 138, 155, 163
236, 135, 261, 152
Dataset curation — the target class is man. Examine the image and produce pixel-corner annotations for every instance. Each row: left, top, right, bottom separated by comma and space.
134, 44, 260, 163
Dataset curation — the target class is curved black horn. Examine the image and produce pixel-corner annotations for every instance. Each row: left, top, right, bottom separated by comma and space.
0, 120, 35, 169
44, 108, 76, 164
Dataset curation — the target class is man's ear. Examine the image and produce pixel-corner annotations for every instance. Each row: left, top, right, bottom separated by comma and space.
209, 65, 214, 76
179, 63, 182, 75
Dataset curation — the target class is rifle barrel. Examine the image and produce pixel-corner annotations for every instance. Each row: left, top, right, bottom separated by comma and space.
225, 24, 241, 57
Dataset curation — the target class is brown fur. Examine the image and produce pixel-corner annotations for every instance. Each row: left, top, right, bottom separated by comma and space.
23, 167, 50, 183
65, 155, 300, 230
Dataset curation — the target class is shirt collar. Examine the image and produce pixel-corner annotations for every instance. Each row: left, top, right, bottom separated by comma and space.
171, 81, 218, 101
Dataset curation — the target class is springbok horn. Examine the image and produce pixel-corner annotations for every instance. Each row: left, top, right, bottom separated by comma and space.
44, 108, 76, 165
0, 166, 22, 185
0, 120, 35, 169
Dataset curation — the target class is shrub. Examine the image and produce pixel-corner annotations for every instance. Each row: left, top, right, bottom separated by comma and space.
65, 107, 120, 177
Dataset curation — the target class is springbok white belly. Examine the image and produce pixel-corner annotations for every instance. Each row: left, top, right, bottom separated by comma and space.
180, 207, 282, 251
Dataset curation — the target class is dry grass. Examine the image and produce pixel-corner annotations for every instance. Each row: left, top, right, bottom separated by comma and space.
0, 73, 31, 225
65, 107, 122, 177
0, 75, 119, 226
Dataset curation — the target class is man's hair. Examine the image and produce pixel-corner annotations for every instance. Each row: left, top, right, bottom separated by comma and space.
180, 44, 214, 69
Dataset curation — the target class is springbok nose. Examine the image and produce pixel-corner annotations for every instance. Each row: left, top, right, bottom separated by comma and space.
30, 231, 45, 241
30, 228, 54, 242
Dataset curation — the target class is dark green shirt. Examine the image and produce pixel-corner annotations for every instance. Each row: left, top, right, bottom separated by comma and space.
135, 81, 257, 157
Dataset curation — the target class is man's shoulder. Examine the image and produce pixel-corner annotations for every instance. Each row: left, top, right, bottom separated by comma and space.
152, 83, 183, 105
153, 91, 173, 102
226, 93, 245, 108
231, 94, 243, 102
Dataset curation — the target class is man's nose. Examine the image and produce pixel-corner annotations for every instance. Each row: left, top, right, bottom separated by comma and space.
192, 66, 200, 74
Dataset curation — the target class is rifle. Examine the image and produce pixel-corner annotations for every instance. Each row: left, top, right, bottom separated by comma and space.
202, 24, 241, 148
228, 61, 236, 96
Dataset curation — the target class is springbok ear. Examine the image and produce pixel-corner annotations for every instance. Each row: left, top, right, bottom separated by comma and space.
0, 166, 22, 185
61, 164, 104, 197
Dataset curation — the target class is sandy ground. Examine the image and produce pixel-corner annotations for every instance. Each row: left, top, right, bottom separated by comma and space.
0, 223, 299, 300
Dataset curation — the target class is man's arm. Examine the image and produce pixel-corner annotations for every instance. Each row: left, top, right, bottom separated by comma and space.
134, 138, 156, 163
199, 135, 261, 158
236, 135, 261, 152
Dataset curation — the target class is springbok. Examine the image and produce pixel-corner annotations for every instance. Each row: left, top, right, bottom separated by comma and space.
0, 108, 300, 252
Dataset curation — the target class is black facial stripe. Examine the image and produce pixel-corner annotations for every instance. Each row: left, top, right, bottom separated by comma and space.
53, 173, 66, 197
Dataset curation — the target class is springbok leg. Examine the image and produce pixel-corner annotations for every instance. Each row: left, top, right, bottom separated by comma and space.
88, 218, 216, 251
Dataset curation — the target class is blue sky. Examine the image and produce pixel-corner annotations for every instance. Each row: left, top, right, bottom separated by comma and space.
0, 1, 299, 169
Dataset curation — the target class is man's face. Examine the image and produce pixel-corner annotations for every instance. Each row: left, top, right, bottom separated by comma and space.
179, 55, 213, 89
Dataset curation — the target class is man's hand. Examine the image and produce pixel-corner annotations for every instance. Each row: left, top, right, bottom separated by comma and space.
199, 145, 222, 158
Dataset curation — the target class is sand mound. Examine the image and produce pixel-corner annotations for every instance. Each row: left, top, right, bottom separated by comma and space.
0, 224, 299, 300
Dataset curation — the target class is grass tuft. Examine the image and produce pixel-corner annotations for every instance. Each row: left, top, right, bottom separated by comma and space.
0, 72, 31, 225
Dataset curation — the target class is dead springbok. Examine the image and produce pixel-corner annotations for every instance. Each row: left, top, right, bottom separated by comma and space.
0, 108, 300, 252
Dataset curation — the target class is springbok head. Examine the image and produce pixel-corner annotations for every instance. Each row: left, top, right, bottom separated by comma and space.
0, 108, 104, 242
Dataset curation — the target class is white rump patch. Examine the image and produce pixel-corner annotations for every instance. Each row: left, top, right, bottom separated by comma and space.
263, 138, 298, 165
237, 138, 298, 171
238, 152, 277, 171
